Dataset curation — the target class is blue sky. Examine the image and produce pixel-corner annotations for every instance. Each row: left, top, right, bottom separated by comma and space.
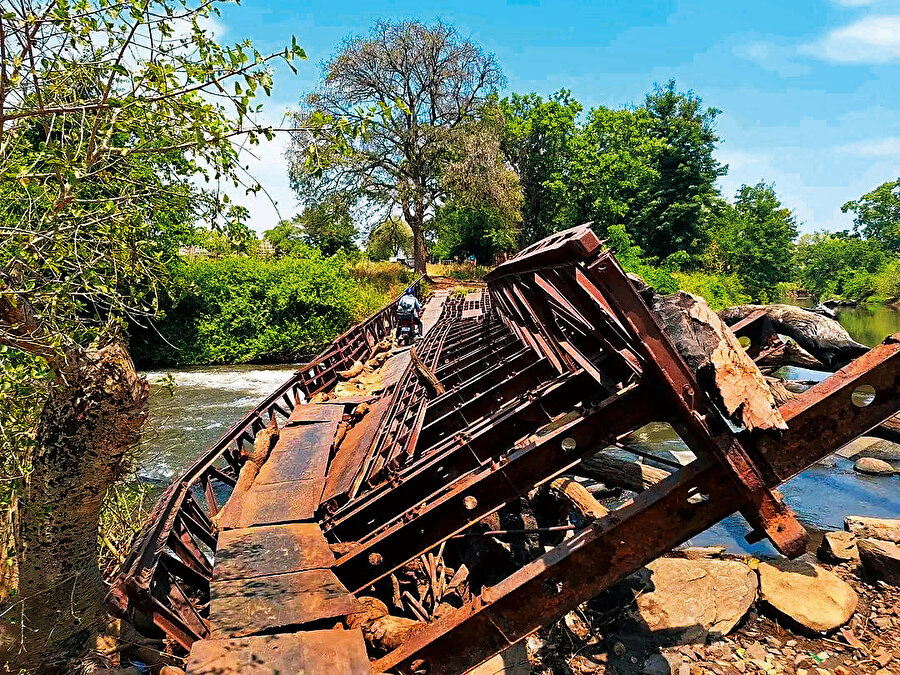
212, 0, 900, 235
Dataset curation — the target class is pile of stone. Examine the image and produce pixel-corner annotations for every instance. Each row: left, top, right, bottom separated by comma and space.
819, 516, 900, 586
526, 516, 900, 675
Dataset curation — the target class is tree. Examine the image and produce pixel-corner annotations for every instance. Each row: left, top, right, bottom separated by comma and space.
842, 178, 900, 252
432, 202, 518, 263
634, 80, 726, 259
367, 217, 414, 261
709, 182, 798, 301
500, 91, 581, 244
794, 231, 888, 298
288, 20, 506, 274
264, 219, 307, 256
0, 0, 303, 668
294, 194, 358, 255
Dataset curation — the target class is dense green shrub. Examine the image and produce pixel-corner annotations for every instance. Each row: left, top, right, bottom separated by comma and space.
133, 253, 362, 366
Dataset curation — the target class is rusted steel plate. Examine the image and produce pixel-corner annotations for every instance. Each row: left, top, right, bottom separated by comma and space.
320, 397, 393, 506
212, 523, 335, 581
285, 402, 345, 425
186, 628, 370, 674
254, 414, 342, 486
209, 568, 361, 639
217, 481, 322, 529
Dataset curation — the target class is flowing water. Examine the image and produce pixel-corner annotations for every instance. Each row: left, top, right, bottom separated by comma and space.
138, 304, 900, 555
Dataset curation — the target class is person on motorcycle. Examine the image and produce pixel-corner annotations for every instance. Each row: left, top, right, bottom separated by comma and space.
396, 287, 423, 338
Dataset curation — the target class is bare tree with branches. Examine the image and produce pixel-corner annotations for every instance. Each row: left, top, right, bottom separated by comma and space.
288, 19, 506, 274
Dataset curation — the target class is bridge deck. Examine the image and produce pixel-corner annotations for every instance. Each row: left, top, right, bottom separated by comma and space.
186, 291, 452, 673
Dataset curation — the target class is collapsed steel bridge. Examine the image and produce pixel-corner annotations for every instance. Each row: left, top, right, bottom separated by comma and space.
109, 224, 900, 673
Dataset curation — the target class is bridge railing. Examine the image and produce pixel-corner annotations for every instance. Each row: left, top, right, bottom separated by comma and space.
106, 278, 422, 649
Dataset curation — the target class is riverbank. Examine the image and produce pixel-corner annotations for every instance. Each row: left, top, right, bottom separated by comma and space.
527, 519, 900, 675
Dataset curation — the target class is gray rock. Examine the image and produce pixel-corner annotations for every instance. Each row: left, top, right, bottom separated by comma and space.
854, 457, 896, 475
858, 538, 900, 586
679, 546, 726, 560
836, 436, 880, 459
757, 558, 857, 633
859, 439, 900, 461
845, 516, 900, 543
634, 558, 757, 645
642, 653, 682, 675
817, 531, 859, 563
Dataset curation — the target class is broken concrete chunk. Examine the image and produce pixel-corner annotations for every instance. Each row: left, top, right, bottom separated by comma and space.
634, 558, 757, 645
857, 539, 900, 586
845, 516, 900, 543
757, 558, 857, 633
817, 531, 859, 563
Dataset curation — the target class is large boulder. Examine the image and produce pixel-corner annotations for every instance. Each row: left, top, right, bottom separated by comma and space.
817, 531, 859, 563
633, 558, 757, 645
858, 539, 900, 586
757, 558, 857, 633
845, 516, 900, 543
853, 457, 896, 475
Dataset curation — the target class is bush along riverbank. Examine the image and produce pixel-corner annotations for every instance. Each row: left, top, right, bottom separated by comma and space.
130, 252, 417, 368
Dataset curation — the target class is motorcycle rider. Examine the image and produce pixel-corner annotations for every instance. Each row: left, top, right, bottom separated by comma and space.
396, 287, 424, 339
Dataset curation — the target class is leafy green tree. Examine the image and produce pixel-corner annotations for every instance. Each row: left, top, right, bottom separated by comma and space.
557, 106, 665, 238
294, 194, 358, 255
709, 182, 798, 301
288, 20, 507, 274
842, 178, 900, 252
0, 0, 303, 667
500, 91, 582, 244
264, 219, 306, 256
794, 231, 888, 298
367, 218, 414, 261
432, 202, 518, 263
634, 80, 726, 259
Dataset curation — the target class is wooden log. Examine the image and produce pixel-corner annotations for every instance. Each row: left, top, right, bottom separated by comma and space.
346, 596, 420, 652
755, 339, 827, 371
651, 291, 786, 431
549, 477, 608, 520
719, 304, 869, 370
409, 346, 445, 397
575, 452, 670, 493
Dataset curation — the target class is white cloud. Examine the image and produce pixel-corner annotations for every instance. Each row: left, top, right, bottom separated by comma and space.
838, 136, 900, 156
733, 41, 810, 76
832, 0, 880, 6
802, 15, 900, 63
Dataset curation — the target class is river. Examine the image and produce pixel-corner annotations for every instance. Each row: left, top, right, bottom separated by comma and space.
138, 303, 900, 555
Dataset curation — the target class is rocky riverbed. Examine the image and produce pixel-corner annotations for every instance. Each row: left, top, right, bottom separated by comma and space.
521, 515, 900, 675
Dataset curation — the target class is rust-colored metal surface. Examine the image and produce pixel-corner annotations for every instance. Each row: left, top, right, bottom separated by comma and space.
209, 568, 361, 639
212, 523, 335, 581
186, 629, 370, 674
111, 224, 900, 674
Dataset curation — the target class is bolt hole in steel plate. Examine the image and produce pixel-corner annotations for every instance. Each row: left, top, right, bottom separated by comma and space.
851, 384, 876, 408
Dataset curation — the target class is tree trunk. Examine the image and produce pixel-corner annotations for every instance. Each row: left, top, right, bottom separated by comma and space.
13, 342, 149, 672
718, 304, 869, 370
410, 215, 427, 276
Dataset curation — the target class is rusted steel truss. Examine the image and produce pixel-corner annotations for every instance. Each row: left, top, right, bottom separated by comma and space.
106, 280, 422, 649
113, 224, 900, 674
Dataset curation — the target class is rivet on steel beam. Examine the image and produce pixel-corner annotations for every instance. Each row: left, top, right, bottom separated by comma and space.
369, 552, 383, 566
561, 437, 577, 451
464, 495, 478, 510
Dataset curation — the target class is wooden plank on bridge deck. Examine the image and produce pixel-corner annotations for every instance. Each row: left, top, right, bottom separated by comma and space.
209, 568, 362, 639
186, 629, 370, 674
213, 523, 335, 582
320, 396, 393, 505
255, 411, 342, 486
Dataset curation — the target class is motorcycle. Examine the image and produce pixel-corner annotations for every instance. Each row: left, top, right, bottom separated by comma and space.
396, 314, 416, 346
